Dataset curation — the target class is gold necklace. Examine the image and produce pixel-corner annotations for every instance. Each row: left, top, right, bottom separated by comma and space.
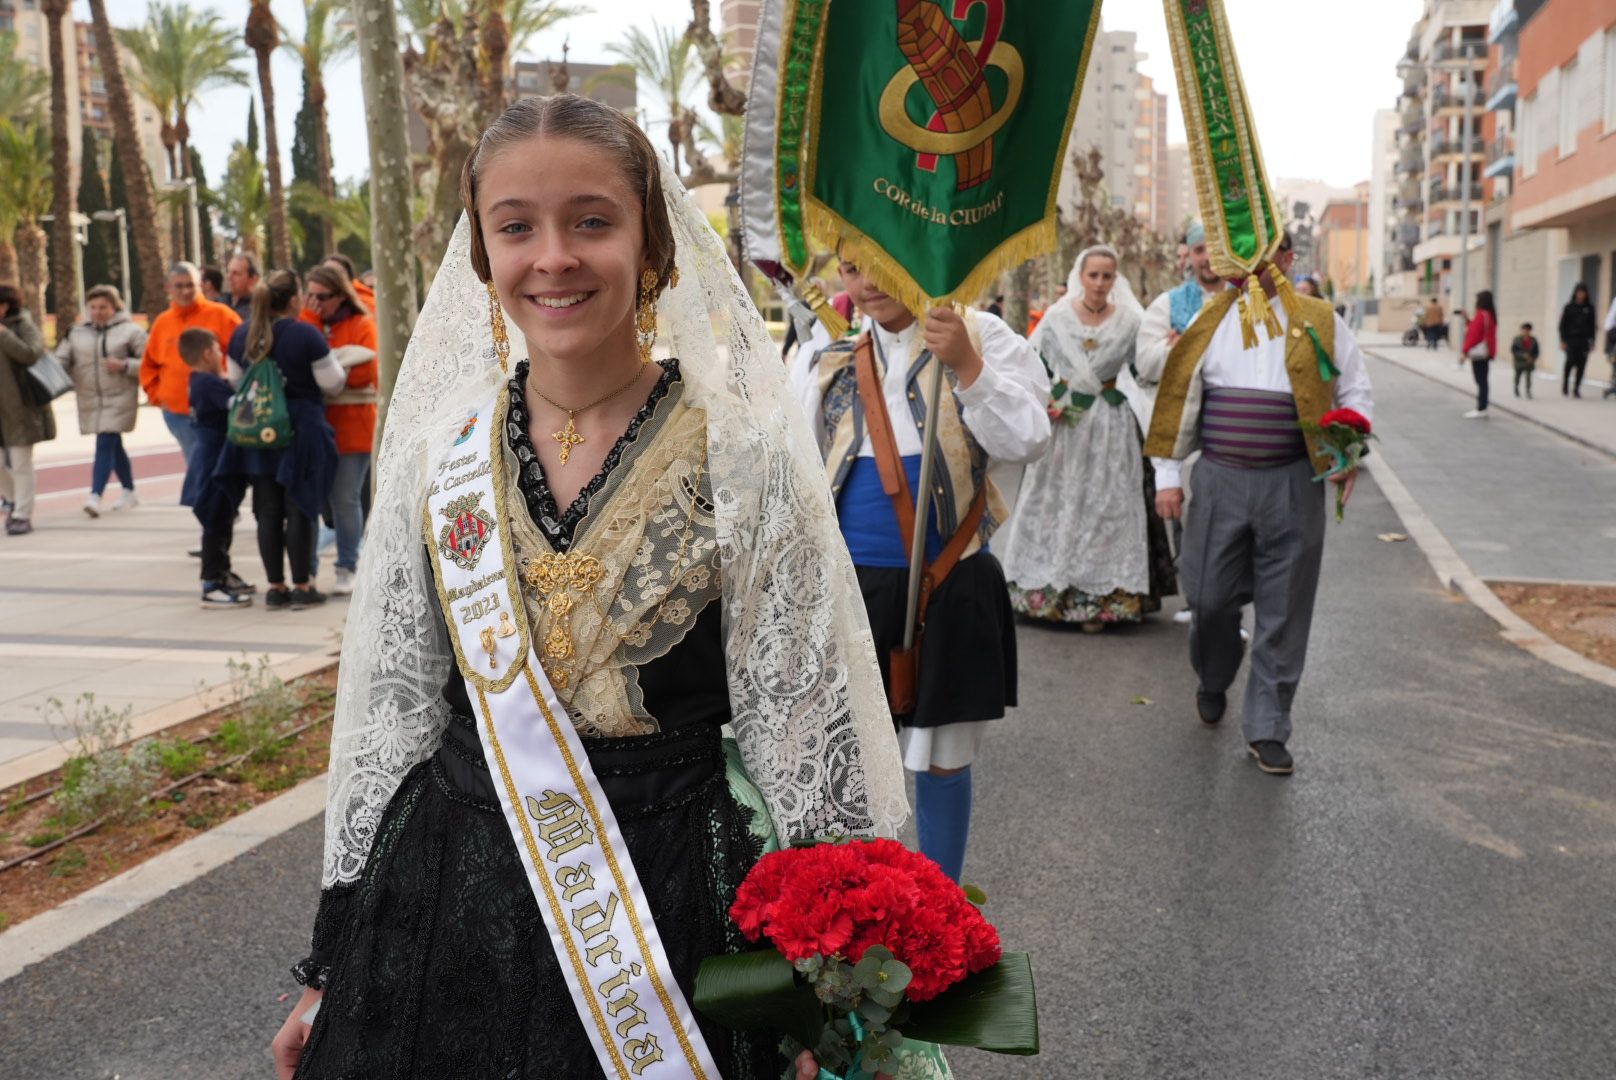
529, 365, 649, 466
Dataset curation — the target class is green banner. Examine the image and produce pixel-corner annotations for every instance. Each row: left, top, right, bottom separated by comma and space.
802, 0, 1101, 311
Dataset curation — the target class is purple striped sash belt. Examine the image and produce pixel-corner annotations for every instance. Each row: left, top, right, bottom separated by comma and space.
1199, 387, 1307, 469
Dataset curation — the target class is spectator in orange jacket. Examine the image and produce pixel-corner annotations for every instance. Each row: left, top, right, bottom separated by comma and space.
298, 253, 376, 332
140, 262, 241, 464
302, 264, 378, 596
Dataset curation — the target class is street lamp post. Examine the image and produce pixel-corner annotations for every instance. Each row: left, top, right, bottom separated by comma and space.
92, 208, 130, 302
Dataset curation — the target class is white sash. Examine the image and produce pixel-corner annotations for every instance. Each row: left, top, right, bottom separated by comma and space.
425, 390, 720, 1079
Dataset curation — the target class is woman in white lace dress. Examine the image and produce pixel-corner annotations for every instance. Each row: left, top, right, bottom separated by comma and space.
1000, 246, 1177, 631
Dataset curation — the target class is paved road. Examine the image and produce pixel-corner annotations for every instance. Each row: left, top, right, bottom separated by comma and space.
3, 465, 1615, 1079
1365, 352, 1616, 585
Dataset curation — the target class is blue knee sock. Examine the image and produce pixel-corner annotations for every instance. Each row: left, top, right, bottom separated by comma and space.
914, 767, 973, 882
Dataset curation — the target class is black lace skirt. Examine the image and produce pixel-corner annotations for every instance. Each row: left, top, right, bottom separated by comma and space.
293, 721, 779, 1080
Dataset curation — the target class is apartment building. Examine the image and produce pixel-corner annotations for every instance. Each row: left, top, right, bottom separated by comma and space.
720, 0, 762, 91
1316, 185, 1374, 296
1133, 75, 1170, 231
0, 3, 168, 191
1059, 28, 1144, 221
1511, 0, 1616, 324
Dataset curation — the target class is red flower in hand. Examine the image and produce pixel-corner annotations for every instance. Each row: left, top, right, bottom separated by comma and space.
1319, 408, 1371, 435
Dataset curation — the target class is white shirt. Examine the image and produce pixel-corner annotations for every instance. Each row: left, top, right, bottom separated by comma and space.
789, 311, 1052, 466
1151, 303, 1374, 489
1603, 296, 1616, 333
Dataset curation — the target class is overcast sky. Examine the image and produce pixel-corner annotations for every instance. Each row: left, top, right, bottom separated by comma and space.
87, 0, 1422, 191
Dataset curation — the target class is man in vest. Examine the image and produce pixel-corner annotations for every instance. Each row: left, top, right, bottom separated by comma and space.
1147, 266, 1374, 776
790, 256, 1050, 882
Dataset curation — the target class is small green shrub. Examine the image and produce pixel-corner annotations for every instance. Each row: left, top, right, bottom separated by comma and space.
43, 694, 161, 826
152, 738, 207, 779
49, 846, 87, 878
183, 813, 209, 830
23, 829, 63, 848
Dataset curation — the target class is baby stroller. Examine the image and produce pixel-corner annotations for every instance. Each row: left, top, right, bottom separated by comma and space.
1402, 311, 1422, 346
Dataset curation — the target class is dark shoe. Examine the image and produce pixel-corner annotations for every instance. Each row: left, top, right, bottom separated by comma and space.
289, 586, 327, 608
264, 587, 292, 609
5, 517, 32, 536
188, 548, 203, 558
223, 570, 257, 594
201, 583, 253, 608
1248, 740, 1294, 775
1195, 690, 1227, 725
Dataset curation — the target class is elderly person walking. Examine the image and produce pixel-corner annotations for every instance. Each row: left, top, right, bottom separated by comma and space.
140, 262, 242, 465
0, 284, 56, 537
55, 285, 148, 516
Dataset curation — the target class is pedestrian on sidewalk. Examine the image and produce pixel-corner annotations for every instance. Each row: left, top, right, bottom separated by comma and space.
176, 329, 253, 607
1604, 293, 1616, 400
1422, 296, 1446, 349
1510, 322, 1540, 399
1459, 290, 1497, 419
0, 284, 54, 537
54, 285, 147, 517
302, 265, 377, 597
139, 262, 242, 465
220, 270, 343, 609
200, 265, 225, 304
1558, 283, 1597, 398
1149, 262, 1374, 776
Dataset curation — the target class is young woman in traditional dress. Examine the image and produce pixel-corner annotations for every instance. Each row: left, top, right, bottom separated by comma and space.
999, 246, 1178, 631
270, 94, 909, 1080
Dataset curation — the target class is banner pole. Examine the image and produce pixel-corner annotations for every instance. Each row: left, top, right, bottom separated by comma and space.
902, 346, 946, 652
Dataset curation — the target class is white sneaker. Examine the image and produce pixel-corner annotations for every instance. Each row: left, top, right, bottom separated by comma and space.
112, 489, 140, 511
332, 567, 355, 596
1173, 609, 1193, 625
83, 493, 102, 518
1462, 409, 1490, 419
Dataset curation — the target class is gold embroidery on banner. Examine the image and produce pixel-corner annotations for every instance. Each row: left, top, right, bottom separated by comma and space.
477, 688, 630, 1080
521, 666, 710, 1079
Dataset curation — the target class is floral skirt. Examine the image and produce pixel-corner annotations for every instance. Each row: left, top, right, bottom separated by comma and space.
1009, 581, 1160, 624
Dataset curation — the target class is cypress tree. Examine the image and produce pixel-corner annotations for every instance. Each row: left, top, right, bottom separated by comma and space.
188, 147, 217, 266
290, 69, 322, 270
78, 128, 114, 292
106, 146, 143, 306
247, 97, 260, 156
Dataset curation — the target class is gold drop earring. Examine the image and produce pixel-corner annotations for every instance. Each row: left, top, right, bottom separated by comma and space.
486, 280, 510, 373
635, 268, 659, 366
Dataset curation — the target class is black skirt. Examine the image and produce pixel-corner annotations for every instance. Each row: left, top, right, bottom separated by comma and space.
856, 550, 1018, 730
293, 720, 779, 1080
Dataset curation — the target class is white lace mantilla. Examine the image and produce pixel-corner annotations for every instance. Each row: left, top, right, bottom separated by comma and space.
322, 170, 908, 887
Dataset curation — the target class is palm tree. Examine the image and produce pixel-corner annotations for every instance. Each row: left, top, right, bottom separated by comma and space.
245, 0, 291, 268
117, 2, 247, 265
42, 0, 77, 323
116, 3, 248, 182
292, 176, 371, 254
603, 23, 702, 175
88, 0, 169, 316
281, 0, 355, 257
350, 0, 419, 435
0, 121, 54, 316
0, 32, 49, 125
216, 141, 267, 256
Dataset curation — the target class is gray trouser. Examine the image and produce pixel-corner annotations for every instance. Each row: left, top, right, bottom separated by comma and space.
1180, 456, 1325, 744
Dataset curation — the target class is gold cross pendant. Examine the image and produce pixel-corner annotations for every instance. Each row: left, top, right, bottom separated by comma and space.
551, 412, 586, 465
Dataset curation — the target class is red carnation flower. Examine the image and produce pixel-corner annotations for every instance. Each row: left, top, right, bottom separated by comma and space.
1319, 408, 1371, 435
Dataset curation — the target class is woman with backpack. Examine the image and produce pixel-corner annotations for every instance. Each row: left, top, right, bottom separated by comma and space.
54, 285, 148, 517
1459, 289, 1497, 419
220, 269, 344, 607
0, 284, 55, 536
1558, 282, 1597, 398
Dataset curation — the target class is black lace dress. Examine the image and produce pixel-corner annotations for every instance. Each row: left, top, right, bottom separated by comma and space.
292, 361, 780, 1080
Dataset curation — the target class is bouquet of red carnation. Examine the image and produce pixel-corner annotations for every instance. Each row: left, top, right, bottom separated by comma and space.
1301, 408, 1375, 522
695, 839, 1037, 1079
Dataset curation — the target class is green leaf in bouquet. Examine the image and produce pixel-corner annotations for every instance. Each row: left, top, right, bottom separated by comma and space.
900, 952, 1039, 1055
963, 883, 989, 906
694, 950, 822, 1048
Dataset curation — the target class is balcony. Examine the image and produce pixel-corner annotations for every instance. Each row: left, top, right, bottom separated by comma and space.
1484, 59, 1517, 112
1402, 65, 1427, 97
1400, 96, 1424, 125
1428, 183, 1486, 204
1396, 222, 1423, 246
1433, 40, 1488, 66
1430, 135, 1487, 159
1397, 147, 1425, 175
1489, 0, 1519, 44
1484, 135, 1515, 179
